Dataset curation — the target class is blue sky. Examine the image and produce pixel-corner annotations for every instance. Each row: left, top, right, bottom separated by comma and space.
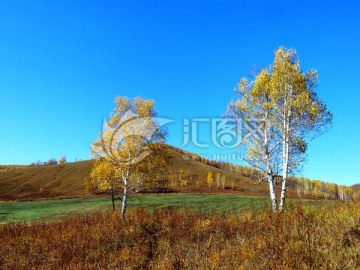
0, 1, 359, 185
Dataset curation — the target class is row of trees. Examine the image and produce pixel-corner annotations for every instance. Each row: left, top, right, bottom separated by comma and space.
169, 138, 356, 201
207, 171, 226, 189
288, 177, 354, 201
29, 156, 67, 166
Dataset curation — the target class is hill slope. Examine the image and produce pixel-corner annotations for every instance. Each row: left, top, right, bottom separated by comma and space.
0, 161, 94, 200
0, 148, 292, 201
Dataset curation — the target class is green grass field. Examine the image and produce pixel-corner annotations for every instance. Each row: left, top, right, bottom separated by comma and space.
0, 194, 335, 223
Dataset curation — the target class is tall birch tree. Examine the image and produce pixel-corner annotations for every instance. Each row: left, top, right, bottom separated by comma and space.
270, 48, 333, 210
228, 47, 333, 211
228, 70, 282, 211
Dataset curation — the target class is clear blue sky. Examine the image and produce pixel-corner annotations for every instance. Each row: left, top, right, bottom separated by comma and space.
0, 1, 359, 185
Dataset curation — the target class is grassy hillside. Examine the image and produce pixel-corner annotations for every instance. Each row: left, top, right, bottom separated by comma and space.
0, 160, 95, 200
0, 165, 28, 173
0, 147, 297, 201
163, 148, 275, 196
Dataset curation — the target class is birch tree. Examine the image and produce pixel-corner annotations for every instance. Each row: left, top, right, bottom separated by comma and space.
228, 70, 282, 211
207, 171, 214, 188
270, 48, 333, 210
91, 96, 172, 219
228, 47, 333, 211
216, 172, 221, 188
221, 175, 226, 189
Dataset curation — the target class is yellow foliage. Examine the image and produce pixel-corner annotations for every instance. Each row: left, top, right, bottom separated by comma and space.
90, 158, 119, 192
207, 171, 214, 188
91, 97, 172, 193
180, 180, 187, 186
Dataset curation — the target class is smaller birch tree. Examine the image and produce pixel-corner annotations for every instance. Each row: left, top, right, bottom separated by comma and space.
221, 175, 226, 189
91, 96, 172, 219
207, 171, 214, 188
216, 172, 221, 188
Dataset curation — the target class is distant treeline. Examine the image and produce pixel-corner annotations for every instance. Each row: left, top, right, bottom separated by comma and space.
168, 145, 358, 201
29, 156, 67, 167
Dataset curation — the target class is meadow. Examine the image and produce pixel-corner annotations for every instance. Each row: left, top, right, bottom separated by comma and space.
0, 194, 333, 223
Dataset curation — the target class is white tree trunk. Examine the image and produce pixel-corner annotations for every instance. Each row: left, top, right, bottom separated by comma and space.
280, 114, 290, 211
264, 113, 278, 212
121, 179, 128, 219
268, 174, 278, 211
279, 169, 287, 211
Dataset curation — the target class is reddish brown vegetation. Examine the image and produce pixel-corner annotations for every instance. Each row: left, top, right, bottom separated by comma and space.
1, 203, 359, 269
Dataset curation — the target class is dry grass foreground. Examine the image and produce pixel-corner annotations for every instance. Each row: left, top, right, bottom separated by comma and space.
1, 202, 359, 269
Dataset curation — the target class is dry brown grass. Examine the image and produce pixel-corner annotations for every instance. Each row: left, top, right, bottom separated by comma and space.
0, 148, 286, 201
1, 202, 359, 269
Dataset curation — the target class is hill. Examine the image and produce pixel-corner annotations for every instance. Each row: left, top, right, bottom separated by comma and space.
0, 161, 95, 200
0, 147, 292, 201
